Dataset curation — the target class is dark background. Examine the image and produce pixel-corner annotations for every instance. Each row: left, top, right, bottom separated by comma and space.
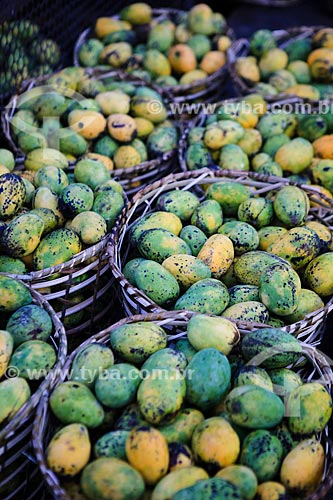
0, 1, 333, 497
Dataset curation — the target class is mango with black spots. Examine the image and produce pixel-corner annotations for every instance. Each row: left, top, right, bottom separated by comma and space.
6, 304, 52, 345
174, 278, 229, 315
107, 113, 137, 142
130, 211, 183, 246
157, 190, 200, 222
185, 348, 231, 410
138, 367, 186, 425
126, 426, 169, 485
147, 126, 178, 158
280, 439, 325, 496
222, 300, 269, 324
141, 348, 187, 375
259, 262, 301, 316
238, 197, 273, 229
110, 321, 167, 364
137, 229, 191, 264
257, 113, 297, 139
304, 252, 333, 296
233, 366, 273, 391
168, 442, 193, 471
185, 143, 213, 170
70, 344, 114, 388
241, 328, 302, 369
162, 254, 211, 290
197, 234, 234, 279
33, 228, 82, 270
273, 185, 310, 228
0, 377, 31, 425
226, 386, 284, 429
206, 181, 252, 217
78, 38, 104, 66
46, 423, 91, 477
258, 226, 288, 251
215, 465, 258, 500
69, 211, 107, 245
179, 226, 207, 256
240, 430, 283, 482
0, 276, 32, 312
268, 226, 321, 270
32, 186, 65, 227
68, 110, 106, 140
168, 44, 196, 75
34, 166, 69, 195
93, 190, 124, 229
287, 382, 332, 435
0, 173, 26, 220
1, 212, 44, 257
218, 221, 259, 255
9, 340, 56, 380
172, 478, 242, 500
131, 95, 167, 124
113, 145, 141, 169
59, 183, 94, 218
81, 457, 145, 500
50, 381, 104, 428
228, 285, 259, 306
204, 120, 245, 149
94, 430, 129, 460
159, 408, 204, 445
234, 251, 290, 286
192, 417, 240, 470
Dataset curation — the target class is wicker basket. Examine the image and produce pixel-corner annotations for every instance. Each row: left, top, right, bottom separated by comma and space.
32, 309, 333, 500
229, 26, 326, 102
109, 168, 333, 345
0, 283, 66, 500
178, 95, 333, 191
2, 235, 114, 337
2, 69, 179, 196
73, 8, 234, 104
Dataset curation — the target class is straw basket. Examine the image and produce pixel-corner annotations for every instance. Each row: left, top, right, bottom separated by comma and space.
0, 283, 66, 500
109, 168, 333, 345
1, 70, 179, 196
2, 236, 114, 337
229, 26, 326, 102
32, 310, 333, 500
73, 8, 234, 104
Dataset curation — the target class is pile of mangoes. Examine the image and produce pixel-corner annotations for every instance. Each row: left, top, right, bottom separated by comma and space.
9, 67, 178, 170
0, 19, 60, 95
77, 3, 231, 88
44, 316, 332, 499
121, 181, 333, 327
0, 146, 125, 274
184, 94, 333, 195
0, 276, 59, 428
235, 27, 333, 99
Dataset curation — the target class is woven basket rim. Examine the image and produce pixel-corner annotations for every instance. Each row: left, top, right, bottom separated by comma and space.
73, 7, 234, 102
32, 309, 333, 500
1, 69, 178, 168
109, 168, 333, 341
229, 25, 329, 102
0, 283, 67, 445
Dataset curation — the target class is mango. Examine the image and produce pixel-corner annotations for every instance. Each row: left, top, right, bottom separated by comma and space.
50, 381, 104, 428
0, 377, 31, 425
81, 458, 145, 500
7, 304, 52, 345
95, 363, 141, 409
186, 348, 231, 410
0, 275, 32, 312
126, 426, 169, 485
0, 330, 13, 377
70, 344, 114, 388
151, 467, 209, 500
10, 340, 56, 379
187, 314, 239, 354
134, 260, 180, 307
240, 430, 283, 482
304, 252, 333, 296
1, 213, 44, 257
94, 430, 129, 460
33, 228, 82, 270
280, 439, 325, 495
25, 148, 68, 171
0, 173, 26, 220
174, 278, 230, 315
197, 234, 234, 278
110, 322, 167, 364
215, 465, 257, 500
47, 424, 91, 476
